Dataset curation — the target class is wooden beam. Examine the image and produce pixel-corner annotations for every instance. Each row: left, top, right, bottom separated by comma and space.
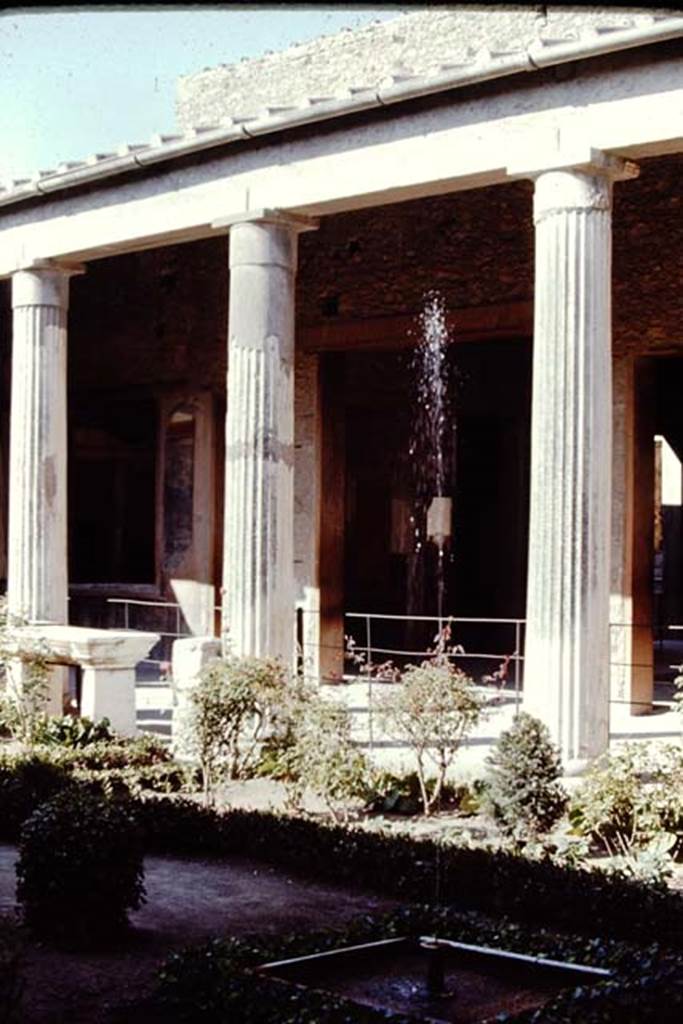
300, 300, 532, 352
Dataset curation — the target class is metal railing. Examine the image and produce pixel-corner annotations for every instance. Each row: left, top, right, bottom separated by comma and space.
338, 611, 524, 752
65, 592, 683, 705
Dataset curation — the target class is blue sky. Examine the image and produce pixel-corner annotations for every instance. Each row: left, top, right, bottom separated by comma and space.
0, 5, 409, 185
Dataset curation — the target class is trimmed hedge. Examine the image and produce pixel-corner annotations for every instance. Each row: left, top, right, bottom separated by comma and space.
0, 754, 75, 839
147, 905, 683, 1023
16, 789, 146, 945
0, 747, 190, 834
1, 755, 681, 949
130, 799, 683, 949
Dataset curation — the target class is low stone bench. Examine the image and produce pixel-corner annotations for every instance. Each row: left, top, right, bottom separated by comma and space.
7, 625, 159, 736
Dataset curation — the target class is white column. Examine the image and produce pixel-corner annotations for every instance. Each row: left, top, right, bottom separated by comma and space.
8, 262, 82, 626
217, 211, 317, 664
523, 167, 622, 768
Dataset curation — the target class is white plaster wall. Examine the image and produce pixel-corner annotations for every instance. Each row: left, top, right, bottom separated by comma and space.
176, 6, 674, 128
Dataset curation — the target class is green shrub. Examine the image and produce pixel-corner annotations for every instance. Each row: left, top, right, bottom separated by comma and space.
45, 732, 174, 771
284, 693, 370, 820
189, 655, 289, 802
16, 789, 146, 945
31, 713, 115, 748
0, 596, 52, 747
365, 770, 479, 817
0, 739, 190, 840
42, 734, 191, 796
570, 744, 682, 884
0, 753, 74, 839
380, 662, 483, 814
484, 712, 567, 842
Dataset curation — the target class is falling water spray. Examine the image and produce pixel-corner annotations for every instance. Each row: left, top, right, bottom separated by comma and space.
408, 291, 455, 620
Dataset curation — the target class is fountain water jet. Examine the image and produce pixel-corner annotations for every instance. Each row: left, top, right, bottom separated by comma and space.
408, 291, 456, 623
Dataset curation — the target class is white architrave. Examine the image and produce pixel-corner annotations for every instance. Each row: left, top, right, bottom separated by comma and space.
8, 261, 83, 626
522, 156, 638, 770
218, 210, 318, 664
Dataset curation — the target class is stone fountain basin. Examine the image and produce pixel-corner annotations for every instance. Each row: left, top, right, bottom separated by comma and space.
6, 624, 159, 668
257, 935, 611, 1023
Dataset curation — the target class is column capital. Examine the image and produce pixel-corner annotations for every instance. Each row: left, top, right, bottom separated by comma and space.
509, 146, 638, 183
211, 208, 319, 233
11, 259, 85, 310
221, 210, 318, 273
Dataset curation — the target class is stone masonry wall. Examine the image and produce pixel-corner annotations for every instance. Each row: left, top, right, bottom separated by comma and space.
176, 6, 675, 128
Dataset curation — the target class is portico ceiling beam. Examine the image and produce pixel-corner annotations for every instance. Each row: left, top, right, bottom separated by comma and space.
0, 81, 679, 275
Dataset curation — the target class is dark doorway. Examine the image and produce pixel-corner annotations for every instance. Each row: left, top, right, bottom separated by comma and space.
342, 339, 531, 665
68, 397, 157, 584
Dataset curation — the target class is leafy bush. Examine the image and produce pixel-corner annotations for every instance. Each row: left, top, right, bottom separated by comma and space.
282, 693, 370, 820
0, 597, 52, 747
0, 738, 191, 839
365, 770, 479, 817
16, 789, 146, 945
0, 753, 74, 840
484, 712, 567, 841
31, 713, 114, 748
380, 661, 483, 814
570, 744, 682, 885
189, 655, 289, 802
45, 732, 174, 770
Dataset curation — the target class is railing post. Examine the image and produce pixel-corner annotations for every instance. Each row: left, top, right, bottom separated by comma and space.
366, 613, 373, 751
514, 620, 521, 711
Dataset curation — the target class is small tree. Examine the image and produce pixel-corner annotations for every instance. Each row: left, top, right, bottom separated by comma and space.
381, 662, 482, 815
485, 712, 567, 841
190, 655, 289, 804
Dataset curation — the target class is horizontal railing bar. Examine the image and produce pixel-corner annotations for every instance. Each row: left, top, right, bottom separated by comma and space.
348, 645, 520, 661
107, 597, 182, 609
345, 611, 524, 624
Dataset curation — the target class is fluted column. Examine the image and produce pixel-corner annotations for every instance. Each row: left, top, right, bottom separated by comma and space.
8, 262, 82, 625
219, 211, 316, 663
523, 166, 625, 768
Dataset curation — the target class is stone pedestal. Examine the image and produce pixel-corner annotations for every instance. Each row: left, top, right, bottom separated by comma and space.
79, 667, 137, 736
217, 210, 316, 665
171, 636, 222, 758
523, 168, 619, 768
8, 625, 159, 736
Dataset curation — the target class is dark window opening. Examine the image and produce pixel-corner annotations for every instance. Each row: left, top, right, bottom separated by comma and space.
69, 398, 157, 583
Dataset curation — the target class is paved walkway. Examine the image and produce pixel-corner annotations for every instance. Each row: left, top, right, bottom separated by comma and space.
0, 842, 396, 1024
